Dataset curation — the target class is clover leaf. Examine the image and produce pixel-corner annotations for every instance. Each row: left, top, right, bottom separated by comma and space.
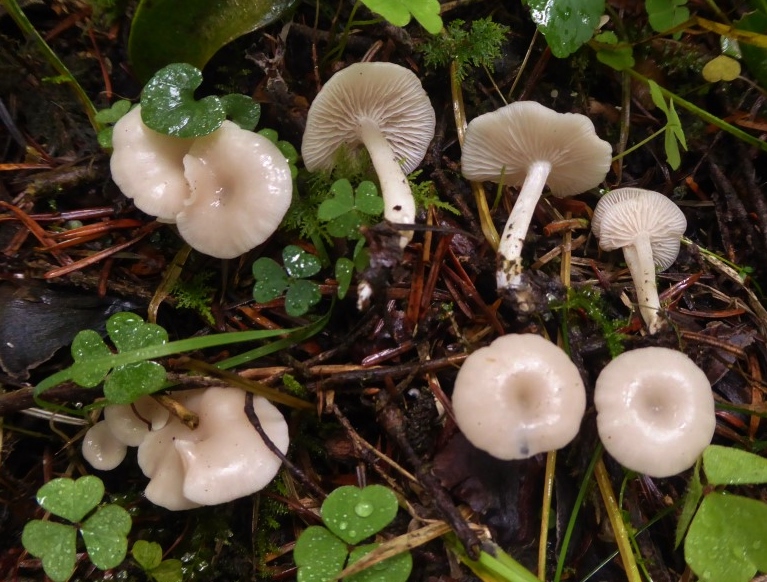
69, 312, 169, 405
360, 0, 443, 34
318, 179, 384, 239
133, 540, 183, 582
702, 444, 767, 485
258, 128, 298, 179
141, 63, 260, 138
253, 246, 322, 317
593, 31, 635, 71
646, 0, 689, 34
22, 476, 132, 582
293, 485, 411, 582
94, 100, 133, 149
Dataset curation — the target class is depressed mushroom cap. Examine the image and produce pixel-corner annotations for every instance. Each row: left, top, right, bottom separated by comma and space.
110, 106, 193, 222
82, 420, 128, 471
301, 62, 436, 174
103, 396, 170, 447
176, 121, 293, 259
452, 334, 586, 460
461, 101, 613, 197
591, 187, 687, 270
595, 347, 715, 477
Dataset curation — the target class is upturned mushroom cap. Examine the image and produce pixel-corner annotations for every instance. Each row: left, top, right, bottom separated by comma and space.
595, 347, 715, 477
452, 334, 586, 460
591, 187, 687, 271
137, 387, 289, 510
461, 101, 612, 197
301, 62, 435, 175
110, 106, 193, 222
176, 121, 293, 259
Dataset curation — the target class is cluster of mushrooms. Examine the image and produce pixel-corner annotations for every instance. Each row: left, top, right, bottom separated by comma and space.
103, 61, 711, 503
82, 387, 288, 510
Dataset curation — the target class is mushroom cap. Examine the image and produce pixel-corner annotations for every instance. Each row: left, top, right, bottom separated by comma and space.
110, 106, 193, 222
103, 396, 170, 447
591, 187, 687, 270
301, 62, 435, 174
82, 420, 128, 471
595, 347, 715, 478
137, 387, 288, 510
452, 334, 586, 460
176, 121, 293, 259
461, 101, 612, 197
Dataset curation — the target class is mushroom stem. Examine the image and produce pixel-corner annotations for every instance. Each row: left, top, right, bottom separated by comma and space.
622, 232, 662, 333
496, 160, 552, 289
358, 117, 415, 247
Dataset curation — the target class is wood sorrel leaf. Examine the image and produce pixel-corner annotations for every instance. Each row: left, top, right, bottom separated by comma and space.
219, 94, 261, 131
283, 245, 321, 279
107, 312, 168, 353
285, 279, 321, 317
685, 492, 767, 582
318, 179, 355, 221
103, 360, 167, 404
346, 543, 413, 582
80, 504, 132, 570
253, 257, 289, 302
36, 476, 104, 523
322, 485, 399, 545
21, 520, 77, 582
360, 0, 443, 34
526, 0, 605, 58
71, 330, 113, 387
132, 540, 163, 570
703, 444, 767, 485
294, 526, 348, 582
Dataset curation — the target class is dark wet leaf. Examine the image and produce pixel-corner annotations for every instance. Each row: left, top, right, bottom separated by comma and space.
526, 0, 605, 58
321, 485, 398, 545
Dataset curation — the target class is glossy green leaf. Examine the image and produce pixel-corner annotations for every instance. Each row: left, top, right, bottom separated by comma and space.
21, 520, 77, 582
253, 257, 290, 302
294, 526, 348, 582
71, 330, 113, 387
37, 476, 104, 523
132, 540, 163, 570
141, 63, 225, 138
646, 0, 690, 33
219, 94, 261, 130
322, 485, 399, 545
346, 543, 413, 582
283, 245, 321, 279
107, 312, 168, 353
737, 11, 767, 90
685, 492, 767, 582
285, 279, 322, 316
80, 504, 132, 570
103, 360, 167, 404
703, 444, 767, 485
335, 257, 355, 300
128, 0, 296, 82
360, 0, 443, 34
526, 0, 605, 58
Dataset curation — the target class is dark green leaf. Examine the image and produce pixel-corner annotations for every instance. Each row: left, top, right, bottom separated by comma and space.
294, 526, 348, 582
322, 485, 399, 545
346, 543, 413, 582
149, 559, 184, 582
355, 181, 384, 216
253, 258, 290, 302
80, 504, 132, 570
646, 0, 690, 33
128, 0, 295, 82
685, 492, 767, 582
276, 140, 299, 165
285, 279, 322, 316
318, 180, 355, 221
141, 63, 225, 138
593, 32, 635, 70
737, 11, 767, 90
703, 445, 767, 485
220, 94, 261, 130
327, 213, 363, 239
527, 0, 605, 58
283, 245, 321, 279
335, 258, 355, 300
36, 476, 104, 523
22, 521, 77, 582
103, 360, 167, 404
132, 540, 163, 571
675, 460, 703, 548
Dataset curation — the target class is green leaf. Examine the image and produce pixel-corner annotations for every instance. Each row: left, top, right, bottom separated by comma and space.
593, 32, 635, 70
685, 492, 767, 582
647, 79, 670, 114
322, 485, 399, 545
220, 94, 261, 130
646, 80, 687, 169
703, 445, 767, 485
141, 63, 226, 138
103, 360, 167, 404
36, 476, 104, 523
335, 257, 355, 300
327, 213, 364, 239
355, 181, 384, 216
148, 559, 184, 582
737, 11, 767, 90
283, 245, 321, 279
360, 0, 443, 34
318, 180, 355, 221
646, 0, 690, 33
94, 100, 132, 124
107, 312, 168, 353
285, 279, 322, 316
253, 257, 290, 302
346, 543, 413, 582
128, 0, 295, 82
132, 540, 163, 571
294, 526, 348, 582
71, 330, 113, 387
675, 460, 703, 548
526, 0, 605, 58
80, 504, 132, 570
276, 140, 299, 165
22, 521, 77, 582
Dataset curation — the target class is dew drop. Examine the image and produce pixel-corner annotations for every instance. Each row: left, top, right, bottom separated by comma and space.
354, 501, 374, 517
338, 521, 348, 530
348, 530, 357, 539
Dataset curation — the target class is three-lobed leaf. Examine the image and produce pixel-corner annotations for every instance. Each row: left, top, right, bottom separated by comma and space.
360, 0, 443, 34
321, 485, 399, 545
346, 543, 413, 582
80, 504, 132, 570
21, 521, 77, 582
132, 541, 183, 582
294, 526, 348, 582
646, 0, 690, 33
318, 180, 384, 239
36, 475, 104, 523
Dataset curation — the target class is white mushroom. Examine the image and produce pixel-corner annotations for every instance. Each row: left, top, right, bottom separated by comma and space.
177, 121, 293, 259
110, 106, 193, 222
301, 62, 436, 246
451, 334, 586, 460
591, 187, 687, 334
595, 347, 715, 477
82, 421, 128, 471
461, 102, 612, 290
137, 387, 289, 510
